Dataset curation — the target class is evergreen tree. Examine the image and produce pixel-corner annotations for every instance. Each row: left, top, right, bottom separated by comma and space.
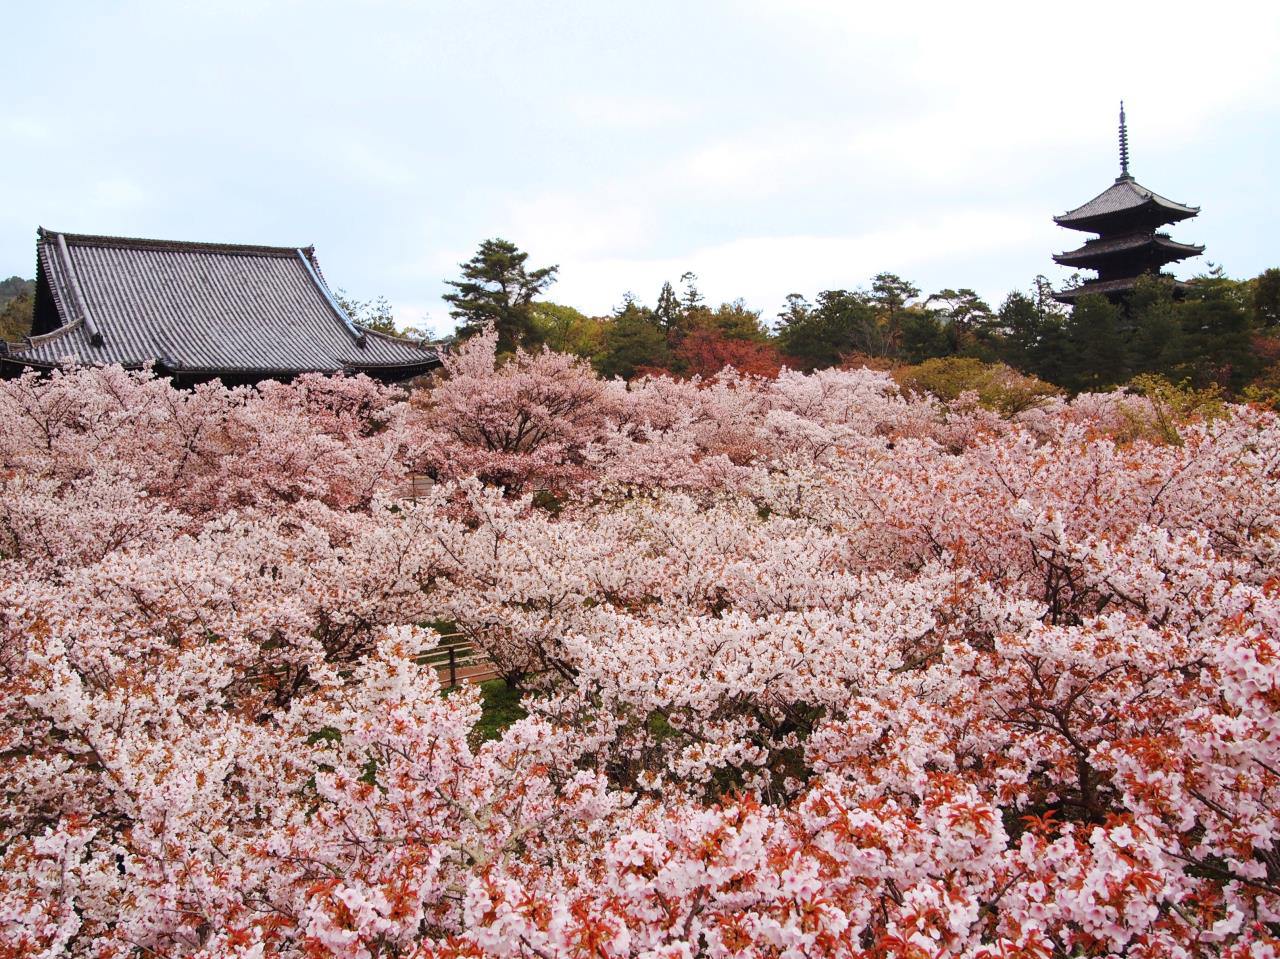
776, 294, 834, 369
995, 292, 1041, 373
596, 296, 669, 379
776, 290, 881, 368
1174, 285, 1257, 391
0, 275, 35, 306
654, 281, 682, 334
1253, 268, 1280, 329
1029, 313, 1071, 388
925, 288, 994, 355
334, 290, 400, 335
870, 272, 920, 356
1125, 276, 1183, 378
870, 272, 920, 318
679, 272, 703, 313
829, 289, 888, 358
899, 310, 951, 364
704, 300, 771, 342
1061, 294, 1126, 392
0, 275, 34, 342
444, 239, 558, 353
0, 291, 33, 341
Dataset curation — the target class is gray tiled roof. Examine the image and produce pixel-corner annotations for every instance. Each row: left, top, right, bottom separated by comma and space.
3, 230, 439, 378
1052, 274, 1191, 303
1055, 177, 1198, 227
1054, 232, 1204, 263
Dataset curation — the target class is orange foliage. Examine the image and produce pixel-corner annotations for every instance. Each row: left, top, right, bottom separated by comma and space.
673, 327, 783, 379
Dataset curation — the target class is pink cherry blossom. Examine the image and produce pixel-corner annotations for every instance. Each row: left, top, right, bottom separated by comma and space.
1, 352, 1278, 957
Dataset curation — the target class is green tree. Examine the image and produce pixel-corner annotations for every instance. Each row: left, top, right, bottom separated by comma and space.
0, 276, 35, 341
776, 290, 880, 369
679, 272, 703, 313
995, 281, 1069, 380
701, 300, 771, 342
596, 296, 669, 379
444, 239, 558, 353
530, 301, 604, 358
899, 309, 951, 364
870, 272, 920, 356
1125, 276, 1184, 379
334, 290, 400, 335
1253, 268, 1280, 329
925, 288, 995, 355
1189, 263, 1251, 312
995, 292, 1041, 373
1174, 285, 1257, 391
1061, 294, 1127, 392
870, 272, 919, 318
654, 281, 682, 334
0, 291, 33, 341
0, 276, 35, 306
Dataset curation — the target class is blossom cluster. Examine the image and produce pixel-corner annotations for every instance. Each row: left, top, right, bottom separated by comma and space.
2, 332, 1278, 958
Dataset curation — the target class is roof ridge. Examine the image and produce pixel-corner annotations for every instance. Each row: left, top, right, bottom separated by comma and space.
38, 228, 311, 258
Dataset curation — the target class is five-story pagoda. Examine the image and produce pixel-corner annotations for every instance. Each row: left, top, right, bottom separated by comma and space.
1052, 104, 1203, 305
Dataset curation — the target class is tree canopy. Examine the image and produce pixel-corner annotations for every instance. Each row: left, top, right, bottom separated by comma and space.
443, 238, 558, 354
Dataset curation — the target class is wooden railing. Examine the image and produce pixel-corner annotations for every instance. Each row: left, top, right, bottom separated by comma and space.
398, 473, 435, 503
419, 632, 500, 688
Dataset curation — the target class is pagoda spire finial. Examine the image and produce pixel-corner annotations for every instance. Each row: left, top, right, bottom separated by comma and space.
1118, 100, 1131, 179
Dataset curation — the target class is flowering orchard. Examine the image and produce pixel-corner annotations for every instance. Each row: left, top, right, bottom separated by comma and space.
2, 329, 1279, 958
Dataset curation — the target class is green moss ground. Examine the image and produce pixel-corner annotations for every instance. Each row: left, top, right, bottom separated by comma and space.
471, 679, 527, 742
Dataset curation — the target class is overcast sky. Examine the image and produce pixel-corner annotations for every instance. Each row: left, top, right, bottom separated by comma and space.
3, 1, 1278, 334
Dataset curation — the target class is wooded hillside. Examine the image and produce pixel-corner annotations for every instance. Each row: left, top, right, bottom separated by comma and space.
0, 276, 33, 341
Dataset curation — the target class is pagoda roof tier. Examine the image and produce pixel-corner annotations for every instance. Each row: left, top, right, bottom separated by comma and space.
1053, 232, 1204, 269
1052, 274, 1192, 305
1054, 176, 1199, 233
1, 229, 440, 383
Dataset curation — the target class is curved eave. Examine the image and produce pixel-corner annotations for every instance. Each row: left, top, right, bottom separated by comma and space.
1054, 202, 1199, 234
1054, 177, 1200, 233
1053, 239, 1205, 268
1052, 275, 1191, 305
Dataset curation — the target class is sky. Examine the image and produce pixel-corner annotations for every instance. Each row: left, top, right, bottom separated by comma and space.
3, 0, 1279, 336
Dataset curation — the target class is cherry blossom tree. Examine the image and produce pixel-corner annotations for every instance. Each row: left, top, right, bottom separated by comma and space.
1, 355, 1278, 957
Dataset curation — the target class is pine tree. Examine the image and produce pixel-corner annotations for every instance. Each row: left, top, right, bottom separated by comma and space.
870, 272, 920, 356
654, 282, 682, 335
443, 239, 558, 353
679, 272, 703, 313
995, 292, 1041, 373
596, 297, 669, 379
1125, 276, 1183, 379
1175, 288, 1257, 391
1253, 268, 1280, 329
1061, 294, 1127, 392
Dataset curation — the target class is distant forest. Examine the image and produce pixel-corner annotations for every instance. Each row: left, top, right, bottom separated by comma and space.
7, 242, 1280, 408
0, 276, 34, 342
430, 238, 1280, 408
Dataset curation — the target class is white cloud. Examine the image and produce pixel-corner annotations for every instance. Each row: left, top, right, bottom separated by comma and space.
503, 190, 660, 260
549, 208, 1044, 316
567, 93, 694, 129
3, 116, 49, 141
91, 178, 147, 211
393, 301, 439, 337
